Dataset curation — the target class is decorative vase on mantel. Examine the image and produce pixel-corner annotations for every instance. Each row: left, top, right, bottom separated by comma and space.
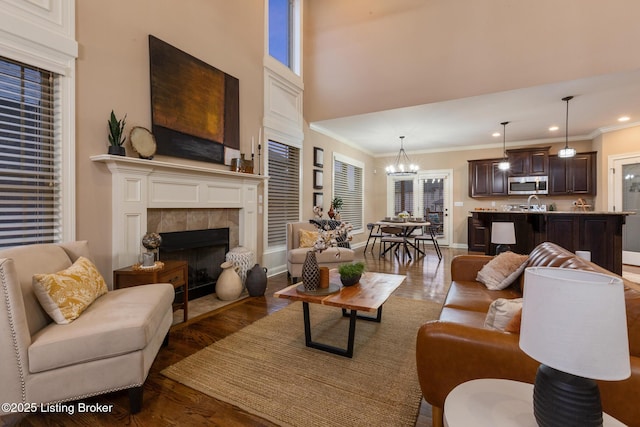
301, 251, 320, 291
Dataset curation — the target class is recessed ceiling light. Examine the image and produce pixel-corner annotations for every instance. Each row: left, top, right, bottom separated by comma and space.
618, 116, 630, 122
549, 126, 559, 131
492, 132, 501, 137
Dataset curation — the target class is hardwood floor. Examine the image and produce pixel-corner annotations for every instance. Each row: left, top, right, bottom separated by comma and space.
5, 245, 637, 426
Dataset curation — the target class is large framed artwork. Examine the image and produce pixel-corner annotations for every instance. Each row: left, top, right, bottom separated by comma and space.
149, 35, 239, 164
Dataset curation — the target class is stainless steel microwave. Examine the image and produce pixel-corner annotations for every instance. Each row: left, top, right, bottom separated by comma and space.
508, 176, 548, 195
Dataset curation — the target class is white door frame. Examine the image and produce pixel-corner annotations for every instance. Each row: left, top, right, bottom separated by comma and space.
608, 151, 640, 266
386, 169, 453, 246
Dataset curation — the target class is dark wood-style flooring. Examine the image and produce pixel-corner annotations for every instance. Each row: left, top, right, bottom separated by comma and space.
4, 245, 639, 426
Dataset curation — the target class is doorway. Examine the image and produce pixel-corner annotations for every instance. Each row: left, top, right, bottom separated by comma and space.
387, 170, 453, 246
610, 154, 640, 266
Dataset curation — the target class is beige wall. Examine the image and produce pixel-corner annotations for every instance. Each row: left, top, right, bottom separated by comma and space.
76, 1, 264, 278
594, 126, 640, 210
74, 2, 640, 278
303, 126, 377, 246
305, 0, 640, 122
375, 139, 600, 246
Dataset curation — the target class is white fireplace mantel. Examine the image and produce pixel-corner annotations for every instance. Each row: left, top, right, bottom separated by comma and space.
91, 154, 267, 272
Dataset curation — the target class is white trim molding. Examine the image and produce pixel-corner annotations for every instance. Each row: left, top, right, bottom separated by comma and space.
91, 155, 268, 272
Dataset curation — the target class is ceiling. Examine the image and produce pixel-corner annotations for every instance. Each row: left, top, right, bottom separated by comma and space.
309, 68, 640, 157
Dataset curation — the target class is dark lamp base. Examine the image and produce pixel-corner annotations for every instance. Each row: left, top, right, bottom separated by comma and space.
533, 364, 603, 427
495, 244, 511, 255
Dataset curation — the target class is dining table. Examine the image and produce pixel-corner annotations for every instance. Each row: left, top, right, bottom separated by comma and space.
375, 220, 431, 260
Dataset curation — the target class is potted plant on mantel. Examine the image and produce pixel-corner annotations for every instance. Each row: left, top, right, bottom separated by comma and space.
107, 110, 127, 156
338, 261, 365, 287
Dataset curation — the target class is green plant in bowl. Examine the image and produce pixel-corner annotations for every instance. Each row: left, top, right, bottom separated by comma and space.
338, 261, 365, 286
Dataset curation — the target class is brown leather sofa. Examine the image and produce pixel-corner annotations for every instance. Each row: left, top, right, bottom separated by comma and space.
416, 242, 640, 427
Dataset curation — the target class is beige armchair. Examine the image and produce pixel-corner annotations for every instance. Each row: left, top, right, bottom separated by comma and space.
0, 241, 174, 414
286, 221, 355, 282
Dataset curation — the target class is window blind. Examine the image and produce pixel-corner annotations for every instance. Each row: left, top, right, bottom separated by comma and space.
333, 156, 363, 231
0, 57, 60, 248
394, 180, 414, 215
267, 140, 300, 246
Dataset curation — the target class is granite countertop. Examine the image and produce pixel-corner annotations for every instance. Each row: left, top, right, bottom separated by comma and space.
470, 210, 635, 215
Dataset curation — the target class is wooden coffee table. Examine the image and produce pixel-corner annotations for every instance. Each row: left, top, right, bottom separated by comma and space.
274, 270, 405, 358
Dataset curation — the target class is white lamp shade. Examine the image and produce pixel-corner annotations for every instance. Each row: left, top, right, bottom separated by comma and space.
491, 222, 516, 245
519, 267, 630, 380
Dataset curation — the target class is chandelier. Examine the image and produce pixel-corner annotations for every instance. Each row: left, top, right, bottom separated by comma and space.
558, 96, 577, 158
497, 121, 510, 171
385, 136, 419, 176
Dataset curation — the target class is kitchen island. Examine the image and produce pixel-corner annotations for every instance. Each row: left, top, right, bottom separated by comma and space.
468, 210, 634, 274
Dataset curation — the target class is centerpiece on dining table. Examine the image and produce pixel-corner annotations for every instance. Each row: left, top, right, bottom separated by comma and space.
300, 206, 353, 292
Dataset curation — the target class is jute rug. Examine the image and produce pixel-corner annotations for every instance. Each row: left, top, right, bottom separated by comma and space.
162, 296, 441, 427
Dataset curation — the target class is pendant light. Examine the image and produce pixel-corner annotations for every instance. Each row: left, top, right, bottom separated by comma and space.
385, 136, 419, 176
497, 121, 510, 171
558, 96, 577, 158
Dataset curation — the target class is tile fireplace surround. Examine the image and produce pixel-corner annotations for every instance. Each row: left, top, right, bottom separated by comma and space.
91, 155, 267, 274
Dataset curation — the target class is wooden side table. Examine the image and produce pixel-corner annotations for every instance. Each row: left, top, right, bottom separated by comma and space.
113, 260, 188, 323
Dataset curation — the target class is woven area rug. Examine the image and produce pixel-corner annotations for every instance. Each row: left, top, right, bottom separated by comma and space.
162, 296, 441, 427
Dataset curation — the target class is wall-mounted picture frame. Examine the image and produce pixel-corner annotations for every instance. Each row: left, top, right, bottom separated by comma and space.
313, 192, 323, 209
313, 147, 324, 168
313, 169, 323, 189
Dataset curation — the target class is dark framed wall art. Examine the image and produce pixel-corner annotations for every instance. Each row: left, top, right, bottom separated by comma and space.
149, 35, 240, 164
313, 192, 323, 208
313, 169, 323, 189
313, 147, 324, 168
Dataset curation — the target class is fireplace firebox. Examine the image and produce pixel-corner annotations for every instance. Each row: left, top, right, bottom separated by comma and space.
159, 228, 229, 301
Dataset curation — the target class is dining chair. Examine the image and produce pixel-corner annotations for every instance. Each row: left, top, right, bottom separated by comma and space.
414, 225, 442, 261
364, 223, 384, 253
380, 226, 410, 260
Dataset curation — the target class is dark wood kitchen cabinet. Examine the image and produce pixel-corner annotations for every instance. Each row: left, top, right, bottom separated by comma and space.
506, 146, 550, 176
468, 159, 508, 197
548, 152, 596, 195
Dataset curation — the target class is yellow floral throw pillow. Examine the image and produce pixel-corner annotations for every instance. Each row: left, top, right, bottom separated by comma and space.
299, 229, 319, 248
33, 256, 108, 324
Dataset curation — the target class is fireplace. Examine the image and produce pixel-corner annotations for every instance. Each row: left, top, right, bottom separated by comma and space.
159, 228, 230, 301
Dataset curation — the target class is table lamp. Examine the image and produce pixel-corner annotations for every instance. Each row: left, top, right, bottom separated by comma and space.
491, 222, 516, 254
519, 267, 630, 426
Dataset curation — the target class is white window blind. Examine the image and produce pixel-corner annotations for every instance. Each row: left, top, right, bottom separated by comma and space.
333, 155, 363, 231
0, 57, 60, 248
267, 139, 300, 246
394, 179, 414, 215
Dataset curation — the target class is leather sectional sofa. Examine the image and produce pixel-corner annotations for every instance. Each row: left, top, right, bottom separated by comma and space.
416, 242, 640, 427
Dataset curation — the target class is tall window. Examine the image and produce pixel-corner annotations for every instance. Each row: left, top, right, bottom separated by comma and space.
268, 0, 292, 68
333, 154, 363, 232
0, 57, 60, 248
394, 180, 414, 215
267, 140, 300, 246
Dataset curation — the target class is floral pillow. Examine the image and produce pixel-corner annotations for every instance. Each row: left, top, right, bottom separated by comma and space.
299, 229, 319, 248
32, 256, 108, 324
477, 251, 529, 290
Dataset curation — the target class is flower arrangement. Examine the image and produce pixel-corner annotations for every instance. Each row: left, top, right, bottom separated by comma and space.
311, 206, 353, 255
398, 211, 410, 219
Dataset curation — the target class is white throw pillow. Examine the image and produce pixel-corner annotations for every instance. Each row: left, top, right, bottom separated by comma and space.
476, 251, 529, 290
484, 298, 523, 331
